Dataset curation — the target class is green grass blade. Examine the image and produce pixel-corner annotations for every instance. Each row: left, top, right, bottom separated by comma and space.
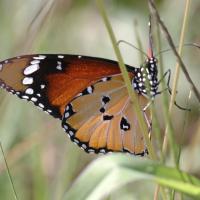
0, 142, 18, 200
172, 92, 191, 200
62, 154, 200, 200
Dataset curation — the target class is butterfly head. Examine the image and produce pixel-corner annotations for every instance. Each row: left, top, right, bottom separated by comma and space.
132, 16, 159, 97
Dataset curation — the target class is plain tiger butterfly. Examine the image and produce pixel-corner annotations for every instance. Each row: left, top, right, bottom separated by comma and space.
0, 19, 170, 156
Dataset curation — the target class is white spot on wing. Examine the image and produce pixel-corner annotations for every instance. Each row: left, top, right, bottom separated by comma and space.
39, 55, 46, 58
24, 64, 39, 75
58, 55, 64, 58
69, 131, 74, 136
56, 61, 62, 70
76, 93, 82, 97
65, 112, 69, 118
88, 149, 94, 153
87, 86, 92, 94
25, 88, 34, 95
123, 125, 128, 129
22, 77, 33, 85
74, 139, 79, 144
38, 103, 44, 108
0, 64, 2, 71
100, 149, 105, 153
56, 65, 62, 70
33, 55, 46, 59
64, 125, 68, 130
31, 97, 38, 102
82, 144, 86, 149
22, 95, 29, 99
31, 60, 40, 64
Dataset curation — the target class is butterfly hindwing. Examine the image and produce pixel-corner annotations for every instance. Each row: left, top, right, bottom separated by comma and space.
62, 74, 151, 155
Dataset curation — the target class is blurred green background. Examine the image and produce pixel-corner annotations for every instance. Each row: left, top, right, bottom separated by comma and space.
0, 0, 200, 199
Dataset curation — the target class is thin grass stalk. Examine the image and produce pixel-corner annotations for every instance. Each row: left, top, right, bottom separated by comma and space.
133, 18, 144, 63
151, 0, 191, 198
177, 92, 191, 166
0, 142, 18, 200
18, 0, 56, 54
163, 0, 191, 166
185, 117, 200, 173
172, 92, 191, 200
96, 0, 156, 161
154, 22, 165, 164
154, 20, 172, 200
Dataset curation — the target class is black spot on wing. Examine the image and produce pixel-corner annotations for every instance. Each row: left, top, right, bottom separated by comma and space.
103, 115, 114, 121
120, 117, 130, 131
102, 96, 110, 104
100, 107, 105, 113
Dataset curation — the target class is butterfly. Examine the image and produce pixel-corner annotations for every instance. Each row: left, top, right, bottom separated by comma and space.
0, 19, 169, 156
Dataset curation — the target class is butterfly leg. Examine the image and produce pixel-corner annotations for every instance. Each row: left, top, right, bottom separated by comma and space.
143, 96, 155, 132
158, 69, 190, 111
157, 69, 174, 93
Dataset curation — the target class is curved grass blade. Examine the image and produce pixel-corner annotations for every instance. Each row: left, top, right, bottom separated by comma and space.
62, 154, 200, 200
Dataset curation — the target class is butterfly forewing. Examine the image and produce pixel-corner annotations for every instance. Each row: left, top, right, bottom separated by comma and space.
0, 55, 122, 119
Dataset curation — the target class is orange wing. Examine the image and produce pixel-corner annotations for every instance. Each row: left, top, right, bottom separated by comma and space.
62, 74, 151, 155
0, 54, 151, 155
0, 54, 126, 119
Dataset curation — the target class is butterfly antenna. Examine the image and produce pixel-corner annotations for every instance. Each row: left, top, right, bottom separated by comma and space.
117, 40, 148, 57
148, 16, 154, 58
154, 43, 200, 57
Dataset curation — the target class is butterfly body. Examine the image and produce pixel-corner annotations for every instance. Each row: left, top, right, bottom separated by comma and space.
133, 57, 158, 97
